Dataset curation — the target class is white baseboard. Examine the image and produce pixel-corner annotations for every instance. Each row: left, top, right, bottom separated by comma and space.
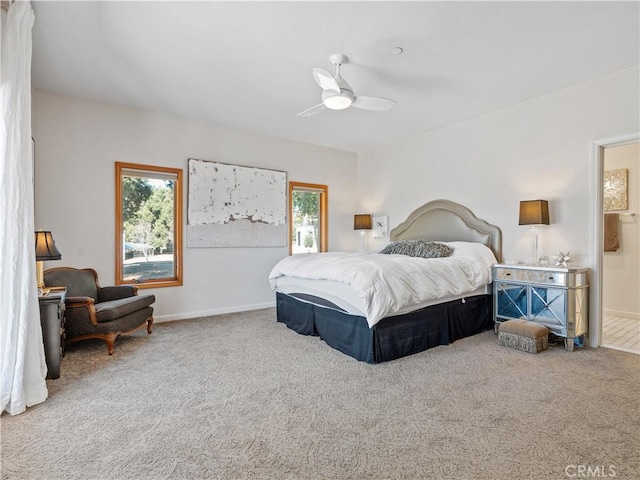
154, 301, 276, 324
603, 309, 640, 321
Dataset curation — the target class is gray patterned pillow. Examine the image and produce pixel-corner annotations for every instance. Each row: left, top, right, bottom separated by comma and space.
380, 240, 454, 259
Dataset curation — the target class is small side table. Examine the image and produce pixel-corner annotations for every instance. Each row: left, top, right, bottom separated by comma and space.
38, 288, 66, 379
493, 264, 589, 351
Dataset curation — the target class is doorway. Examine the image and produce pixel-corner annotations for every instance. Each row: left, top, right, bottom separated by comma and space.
591, 134, 639, 350
600, 142, 639, 354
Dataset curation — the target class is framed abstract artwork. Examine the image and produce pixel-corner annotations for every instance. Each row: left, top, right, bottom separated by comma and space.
603, 168, 628, 211
187, 158, 287, 247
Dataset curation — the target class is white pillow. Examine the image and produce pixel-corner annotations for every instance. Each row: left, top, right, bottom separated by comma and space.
445, 241, 498, 269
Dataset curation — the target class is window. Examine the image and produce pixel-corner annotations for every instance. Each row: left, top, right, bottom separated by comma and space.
289, 182, 328, 255
115, 162, 183, 288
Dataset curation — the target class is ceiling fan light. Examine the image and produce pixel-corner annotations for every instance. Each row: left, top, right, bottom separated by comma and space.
322, 90, 353, 110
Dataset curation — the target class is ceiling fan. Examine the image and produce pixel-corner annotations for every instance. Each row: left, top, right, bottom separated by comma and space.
297, 53, 397, 117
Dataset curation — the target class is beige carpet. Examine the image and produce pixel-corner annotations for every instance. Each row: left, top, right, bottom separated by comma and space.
2, 308, 639, 480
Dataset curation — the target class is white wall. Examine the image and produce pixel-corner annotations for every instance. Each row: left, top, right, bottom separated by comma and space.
358, 66, 639, 263
33, 89, 358, 321
603, 142, 639, 319
358, 66, 639, 343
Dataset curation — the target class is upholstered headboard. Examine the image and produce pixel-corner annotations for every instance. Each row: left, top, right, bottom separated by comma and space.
389, 199, 502, 262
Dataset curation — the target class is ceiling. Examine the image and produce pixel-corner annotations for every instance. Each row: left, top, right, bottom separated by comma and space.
31, 1, 639, 153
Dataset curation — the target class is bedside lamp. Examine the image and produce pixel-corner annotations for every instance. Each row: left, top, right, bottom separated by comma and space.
35, 231, 62, 289
354, 214, 372, 251
519, 200, 549, 265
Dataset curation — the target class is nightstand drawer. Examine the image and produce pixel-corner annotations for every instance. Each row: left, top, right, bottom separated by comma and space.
495, 268, 566, 286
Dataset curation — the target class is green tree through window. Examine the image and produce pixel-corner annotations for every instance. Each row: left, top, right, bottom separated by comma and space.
116, 163, 183, 288
289, 182, 327, 255
293, 191, 320, 250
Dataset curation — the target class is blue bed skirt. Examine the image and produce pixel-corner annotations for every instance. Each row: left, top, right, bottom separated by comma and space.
275, 291, 493, 363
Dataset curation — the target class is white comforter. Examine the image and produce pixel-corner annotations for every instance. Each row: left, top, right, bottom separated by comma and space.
269, 242, 497, 328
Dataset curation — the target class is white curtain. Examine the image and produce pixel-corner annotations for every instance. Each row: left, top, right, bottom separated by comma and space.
0, 0, 48, 415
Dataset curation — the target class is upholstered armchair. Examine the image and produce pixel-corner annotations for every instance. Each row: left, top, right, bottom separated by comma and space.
43, 267, 155, 355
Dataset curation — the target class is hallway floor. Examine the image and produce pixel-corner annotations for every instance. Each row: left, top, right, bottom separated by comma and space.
602, 314, 640, 354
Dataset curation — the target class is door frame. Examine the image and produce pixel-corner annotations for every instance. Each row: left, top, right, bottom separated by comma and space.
590, 133, 639, 347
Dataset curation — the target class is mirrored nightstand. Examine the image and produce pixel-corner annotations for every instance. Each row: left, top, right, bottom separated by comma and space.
493, 264, 589, 351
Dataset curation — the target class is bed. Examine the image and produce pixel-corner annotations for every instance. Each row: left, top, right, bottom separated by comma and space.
269, 199, 502, 363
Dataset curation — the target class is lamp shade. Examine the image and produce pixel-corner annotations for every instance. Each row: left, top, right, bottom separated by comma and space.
519, 200, 550, 226
354, 214, 372, 230
35, 231, 62, 261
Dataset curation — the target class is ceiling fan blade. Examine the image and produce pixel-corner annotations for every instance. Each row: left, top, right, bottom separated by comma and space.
312, 68, 339, 91
352, 96, 397, 111
297, 103, 326, 117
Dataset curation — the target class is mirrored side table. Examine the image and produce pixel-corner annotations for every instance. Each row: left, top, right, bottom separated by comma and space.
493, 264, 589, 351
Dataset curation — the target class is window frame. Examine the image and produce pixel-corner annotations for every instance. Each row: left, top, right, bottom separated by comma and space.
115, 162, 183, 288
289, 181, 328, 255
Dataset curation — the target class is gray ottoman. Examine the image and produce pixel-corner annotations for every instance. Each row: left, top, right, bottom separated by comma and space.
498, 319, 549, 353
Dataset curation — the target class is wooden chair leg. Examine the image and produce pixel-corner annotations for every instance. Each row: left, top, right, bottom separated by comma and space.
105, 333, 117, 355
147, 317, 153, 334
